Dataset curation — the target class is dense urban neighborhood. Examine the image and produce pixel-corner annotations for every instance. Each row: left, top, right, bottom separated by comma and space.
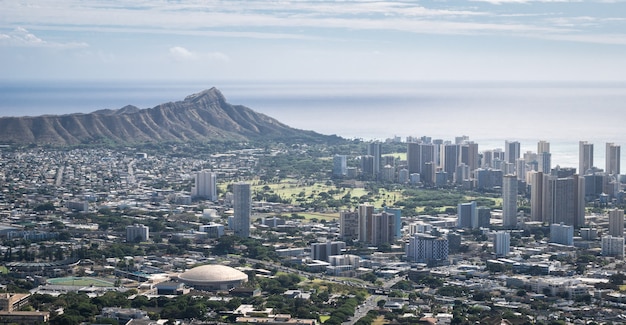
0, 137, 625, 325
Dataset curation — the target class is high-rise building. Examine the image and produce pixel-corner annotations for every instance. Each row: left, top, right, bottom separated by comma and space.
457, 201, 477, 229
455, 135, 469, 144
584, 173, 610, 201
529, 171, 544, 222
477, 207, 491, 228
609, 209, 625, 237
460, 142, 479, 177
502, 175, 518, 228
551, 166, 577, 178
542, 175, 585, 227
493, 231, 510, 257
505, 141, 520, 165
384, 207, 403, 239
515, 158, 526, 181
360, 155, 375, 179
398, 168, 409, 184
538, 140, 550, 154
333, 155, 347, 177
233, 182, 251, 238
358, 203, 374, 243
421, 143, 435, 176
606, 142, 621, 176
126, 224, 149, 242
422, 162, 436, 186
475, 168, 503, 190
550, 223, 574, 246
368, 142, 381, 178
381, 165, 395, 183
455, 163, 469, 184
311, 241, 346, 262
433, 139, 444, 166
443, 144, 459, 182
538, 152, 551, 173
482, 150, 493, 168
579, 141, 594, 175
602, 235, 625, 257
199, 223, 224, 238
371, 212, 396, 246
192, 171, 218, 201
340, 211, 359, 241
434, 170, 447, 187
406, 234, 449, 265
407, 142, 435, 174
407, 142, 421, 175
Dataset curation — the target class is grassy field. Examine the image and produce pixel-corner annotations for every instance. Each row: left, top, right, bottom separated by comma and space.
372, 316, 389, 325
384, 152, 406, 161
296, 212, 339, 222
222, 173, 502, 218
47, 277, 114, 287
319, 315, 331, 323
0, 266, 7, 274
249, 178, 404, 215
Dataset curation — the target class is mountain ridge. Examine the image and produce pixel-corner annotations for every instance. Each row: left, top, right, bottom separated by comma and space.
0, 87, 335, 145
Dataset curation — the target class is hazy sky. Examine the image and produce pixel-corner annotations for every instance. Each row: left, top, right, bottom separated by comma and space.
1, 0, 626, 81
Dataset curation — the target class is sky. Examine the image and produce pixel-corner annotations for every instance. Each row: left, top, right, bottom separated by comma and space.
2, 0, 626, 81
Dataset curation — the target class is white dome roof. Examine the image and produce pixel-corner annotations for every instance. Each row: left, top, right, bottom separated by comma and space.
178, 264, 248, 284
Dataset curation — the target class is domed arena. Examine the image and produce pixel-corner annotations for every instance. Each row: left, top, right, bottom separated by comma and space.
178, 264, 248, 291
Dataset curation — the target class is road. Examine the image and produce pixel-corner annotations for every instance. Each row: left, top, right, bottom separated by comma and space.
343, 294, 384, 325
228, 256, 404, 325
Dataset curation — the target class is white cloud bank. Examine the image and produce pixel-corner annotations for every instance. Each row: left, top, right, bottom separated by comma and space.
168, 46, 229, 62
0, 27, 87, 48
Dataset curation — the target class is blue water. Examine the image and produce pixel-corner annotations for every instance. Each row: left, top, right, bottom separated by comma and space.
1, 80, 625, 169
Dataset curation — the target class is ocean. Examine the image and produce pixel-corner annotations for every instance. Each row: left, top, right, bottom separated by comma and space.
1, 80, 625, 169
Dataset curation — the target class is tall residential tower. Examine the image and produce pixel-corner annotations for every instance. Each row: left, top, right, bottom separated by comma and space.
233, 183, 251, 238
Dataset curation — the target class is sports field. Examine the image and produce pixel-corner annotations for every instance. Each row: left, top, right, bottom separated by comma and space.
47, 277, 114, 287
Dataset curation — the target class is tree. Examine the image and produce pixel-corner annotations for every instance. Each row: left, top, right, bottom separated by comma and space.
610, 272, 626, 285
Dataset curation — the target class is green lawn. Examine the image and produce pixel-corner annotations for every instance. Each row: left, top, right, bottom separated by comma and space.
250, 179, 404, 212
296, 212, 339, 222
47, 277, 114, 287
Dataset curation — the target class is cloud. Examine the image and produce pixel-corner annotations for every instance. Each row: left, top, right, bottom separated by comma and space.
536, 33, 626, 45
169, 46, 197, 61
471, 0, 580, 4
0, 27, 87, 48
168, 46, 229, 62
1, 0, 625, 46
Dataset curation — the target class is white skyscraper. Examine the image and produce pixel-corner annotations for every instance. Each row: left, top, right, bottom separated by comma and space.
579, 141, 593, 175
126, 224, 149, 242
192, 170, 218, 201
493, 231, 510, 257
233, 182, 251, 238
529, 171, 544, 223
406, 234, 449, 265
550, 223, 574, 246
602, 235, 625, 257
358, 203, 374, 243
537, 140, 550, 155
